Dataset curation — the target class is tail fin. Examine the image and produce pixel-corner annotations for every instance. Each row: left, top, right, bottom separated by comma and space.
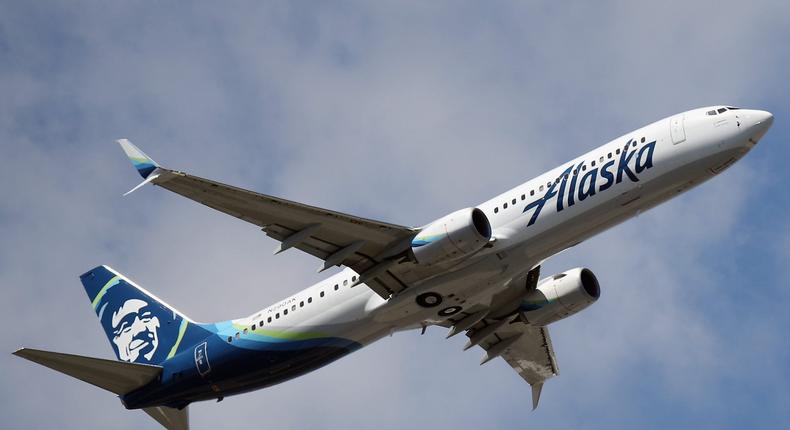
81, 266, 192, 365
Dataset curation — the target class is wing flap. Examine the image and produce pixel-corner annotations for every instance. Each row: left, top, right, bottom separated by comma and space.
467, 321, 559, 409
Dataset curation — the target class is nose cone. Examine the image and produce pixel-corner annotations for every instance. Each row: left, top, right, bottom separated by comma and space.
747, 109, 774, 141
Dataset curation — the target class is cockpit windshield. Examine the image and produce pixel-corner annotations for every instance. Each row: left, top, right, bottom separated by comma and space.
706, 106, 739, 116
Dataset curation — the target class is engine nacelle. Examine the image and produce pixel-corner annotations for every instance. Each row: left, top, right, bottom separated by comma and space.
411, 208, 492, 265
520, 268, 601, 326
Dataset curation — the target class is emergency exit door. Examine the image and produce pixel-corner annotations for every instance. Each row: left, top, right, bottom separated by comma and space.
670, 115, 686, 144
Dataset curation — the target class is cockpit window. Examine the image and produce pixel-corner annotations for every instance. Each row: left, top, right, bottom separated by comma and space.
717, 107, 727, 114
706, 110, 717, 116
726, 106, 740, 110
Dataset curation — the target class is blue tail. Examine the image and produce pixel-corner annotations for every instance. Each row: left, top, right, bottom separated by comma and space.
81, 266, 197, 365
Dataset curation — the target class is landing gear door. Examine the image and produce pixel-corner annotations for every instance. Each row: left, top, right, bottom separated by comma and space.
670, 115, 686, 144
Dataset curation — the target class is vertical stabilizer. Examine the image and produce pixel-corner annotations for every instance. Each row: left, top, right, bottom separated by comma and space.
80, 265, 194, 365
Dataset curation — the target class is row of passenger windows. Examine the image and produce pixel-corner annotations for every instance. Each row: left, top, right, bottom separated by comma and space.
226, 275, 358, 342
492, 137, 647, 214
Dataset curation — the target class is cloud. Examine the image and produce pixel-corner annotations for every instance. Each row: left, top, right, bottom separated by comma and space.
2, 1, 790, 429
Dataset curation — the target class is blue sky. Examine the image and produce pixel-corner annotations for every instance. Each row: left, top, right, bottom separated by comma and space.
2, 1, 790, 429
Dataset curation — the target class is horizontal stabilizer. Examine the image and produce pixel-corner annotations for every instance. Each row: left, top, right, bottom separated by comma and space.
144, 406, 189, 430
13, 347, 162, 395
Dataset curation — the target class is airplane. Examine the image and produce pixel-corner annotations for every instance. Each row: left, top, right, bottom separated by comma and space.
14, 106, 773, 429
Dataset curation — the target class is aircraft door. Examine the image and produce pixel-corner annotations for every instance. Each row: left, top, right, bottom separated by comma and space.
670, 115, 686, 144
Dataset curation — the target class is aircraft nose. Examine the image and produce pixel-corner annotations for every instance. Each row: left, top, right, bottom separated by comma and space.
747, 109, 773, 141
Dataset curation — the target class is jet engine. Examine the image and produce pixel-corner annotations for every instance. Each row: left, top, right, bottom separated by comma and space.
520, 268, 601, 326
411, 208, 492, 265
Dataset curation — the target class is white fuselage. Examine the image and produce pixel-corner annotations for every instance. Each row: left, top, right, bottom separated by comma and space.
231, 106, 772, 351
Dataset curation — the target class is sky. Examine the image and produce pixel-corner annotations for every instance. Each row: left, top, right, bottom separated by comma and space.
2, 1, 790, 429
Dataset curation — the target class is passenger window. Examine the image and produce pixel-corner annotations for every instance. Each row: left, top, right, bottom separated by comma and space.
503, 202, 508, 209
521, 194, 525, 200
530, 190, 535, 196
539, 185, 544, 192
591, 160, 596, 167
308, 297, 312, 303
582, 165, 587, 171
512, 198, 516, 204
291, 305, 296, 311
616, 148, 620, 155
227, 336, 232, 342
638, 138, 643, 144
352, 276, 357, 282
547, 182, 551, 187
276, 313, 280, 319
599, 156, 604, 163
235, 332, 240, 339
573, 169, 578, 175
283, 309, 288, 315
494, 207, 499, 213
267, 316, 272, 323
608, 152, 612, 158
251, 324, 256, 330
300, 301, 304, 307
320, 291, 325, 297
243, 328, 248, 335
343, 279, 348, 286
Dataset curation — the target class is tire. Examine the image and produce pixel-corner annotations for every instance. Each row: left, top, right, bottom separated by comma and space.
438, 306, 462, 317
415, 292, 443, 308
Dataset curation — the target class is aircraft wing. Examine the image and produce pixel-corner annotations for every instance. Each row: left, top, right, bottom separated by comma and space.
464, 320, 559, 409
117, 139, 417, 299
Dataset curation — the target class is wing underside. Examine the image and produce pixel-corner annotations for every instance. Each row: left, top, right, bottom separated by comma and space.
465, 320, 559, 409
154, 170, 417, 297
117, 139, 419, 298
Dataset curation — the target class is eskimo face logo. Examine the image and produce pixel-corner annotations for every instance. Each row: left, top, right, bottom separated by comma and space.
110, 298, 161, 362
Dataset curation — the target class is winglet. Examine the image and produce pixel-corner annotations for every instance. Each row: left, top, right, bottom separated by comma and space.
531, 382, 543, 410
117, 139, 159, 179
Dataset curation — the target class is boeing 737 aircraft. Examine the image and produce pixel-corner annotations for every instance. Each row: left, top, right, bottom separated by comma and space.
15, 106, 773, 429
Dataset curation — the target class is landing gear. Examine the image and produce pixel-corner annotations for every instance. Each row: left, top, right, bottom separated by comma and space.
415, 292, 442, 308
438, 306, 462, 317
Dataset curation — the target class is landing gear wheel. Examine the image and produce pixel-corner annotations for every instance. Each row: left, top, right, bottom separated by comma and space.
416, 292, 443, 308
438, 306, 462, 317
